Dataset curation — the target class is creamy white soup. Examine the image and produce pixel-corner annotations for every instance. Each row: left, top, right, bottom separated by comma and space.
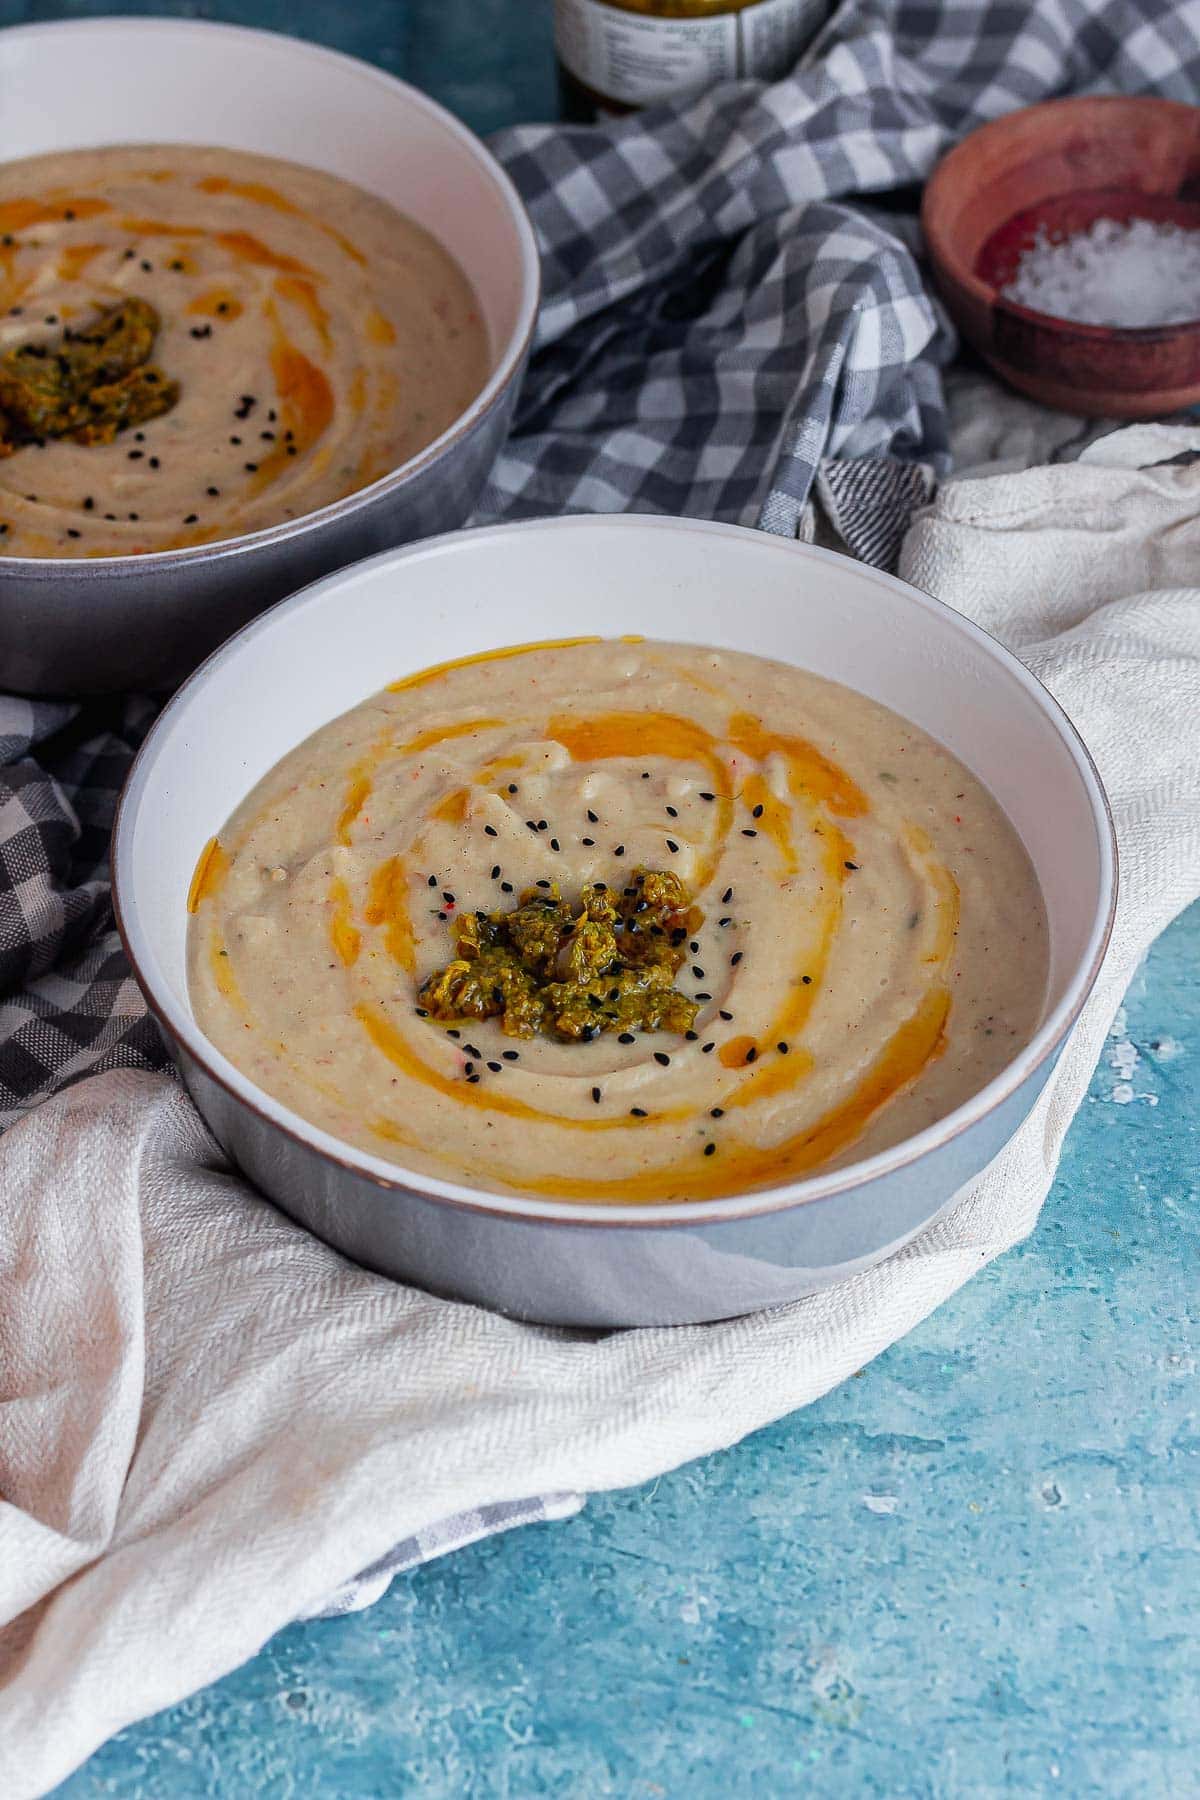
186, 638, 1049, 1204
0, 145, 489, 557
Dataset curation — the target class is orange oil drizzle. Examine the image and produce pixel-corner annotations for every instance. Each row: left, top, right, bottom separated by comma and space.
0, 197, 110, 233
364, 856, 415, 972
187, 836, 230, 912
328, 878, 361, 967
366, 307, 395, 345
514, 983, 952, 1204
336, 776, 373, 846
274, 273, 331, 350
728, 713, 869, 818
430, 787, 469, 825
186, 286, 243, 320
55, 243, 104, 282
355, 1002, 678, 1131
388, 638, 602, 693
740, 771, 795, 873
195, 174, 366, 265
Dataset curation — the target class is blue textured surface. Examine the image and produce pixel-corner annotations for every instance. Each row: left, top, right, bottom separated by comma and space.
8, 3, 1196, 1792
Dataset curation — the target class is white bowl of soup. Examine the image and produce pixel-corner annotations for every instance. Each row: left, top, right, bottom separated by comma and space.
0, 17, 538, 692
113, 516, 1116, 1327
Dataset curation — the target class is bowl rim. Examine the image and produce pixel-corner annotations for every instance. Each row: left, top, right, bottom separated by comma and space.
921, 91, 1200, 341
112, 513, 1119, 1230
0, 14, 541, 579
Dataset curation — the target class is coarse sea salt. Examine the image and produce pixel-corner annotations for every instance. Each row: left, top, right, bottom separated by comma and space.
1001, 217, 1200, 328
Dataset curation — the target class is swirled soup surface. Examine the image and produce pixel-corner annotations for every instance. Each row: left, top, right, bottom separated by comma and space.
0, 146, 488, 556
187, 639, 1049, 1203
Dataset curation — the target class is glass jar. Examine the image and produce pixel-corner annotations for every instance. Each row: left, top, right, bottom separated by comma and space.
554, 0, 828, 122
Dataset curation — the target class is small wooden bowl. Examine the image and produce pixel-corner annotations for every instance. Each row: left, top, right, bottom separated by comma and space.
922, 95, 1200, 418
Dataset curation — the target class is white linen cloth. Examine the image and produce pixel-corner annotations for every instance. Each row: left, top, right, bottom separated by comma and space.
3, 424, 1199, 1795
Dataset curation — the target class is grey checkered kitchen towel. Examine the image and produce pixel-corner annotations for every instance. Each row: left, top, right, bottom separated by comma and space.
2, 0, 1199, 1602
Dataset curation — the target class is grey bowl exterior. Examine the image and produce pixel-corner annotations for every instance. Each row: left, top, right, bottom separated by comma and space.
0, 375, 525, 697
168, 1026, 1061, 1329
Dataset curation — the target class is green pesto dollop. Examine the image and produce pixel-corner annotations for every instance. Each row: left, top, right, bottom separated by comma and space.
0, 297, 179, 454
419, 866, 704, 1042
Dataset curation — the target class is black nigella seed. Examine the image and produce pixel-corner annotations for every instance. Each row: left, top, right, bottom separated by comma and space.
618, 1032, 635, 1045
502, 1049, 519, 1060
719, 917, 732, 928
745, 1046, 758, 1063
526, 820, 538, 833
127, 512, 139, 521
721, 887, 733, 904
104, 512, 116, 520
66, 527, 81, 538
268, 409, 277, 422
591, 1086, 602, 1104
550, 838, 560, 852
630, 1107, 648, 1118
244, 462, 259, 473
207, 486, 220, 497
436, 910, 447, 921
666, 839, 679, 854
414, 1007, 429, 1018
260, 430, 275, 441
719, 1009, 734, 1022
484, 824, 498, 837
654, 1052, 670, 1067
704, 1143, 716, 1157
488, 1061, 502, 1073
536, 879, 552, 890
695, 992, 711, 1001
710, 1107, 724, 1118
742, 829, 758, 838
690, 941, 700, 953
287, 445, 297, 456
685, 1030, 699, 1042
730, 951, 743, 965
700, 791, 715, 802
230, 436, 242, 445
140, 260, 152, 272
666, 805, 678, 818
127, 449, 143, 461
581, 837, 595, 847
777, 1041, 789, 1055
845, 860, 859, 870
802, 975, 812, 984
466, 1073, 480, 1084
537, 819, 548, 831
613, 845, 625, 857
465, 1044, 482, 1059
447, 1028, 461, 1038
64, 210, 75, 220
490, 865, 501, 880
427, 875, 438, 887
442, 891, 455, 905
586, 809, 598, 823
148, 457, 160, 470
752, 803, 764, 819
701, 1042, 715, 1054
641, 771, 649, 780
501, 882, 514, 893
464, 1061, 475, 1076
692, 966, 705, 980
507, 783, 518, 794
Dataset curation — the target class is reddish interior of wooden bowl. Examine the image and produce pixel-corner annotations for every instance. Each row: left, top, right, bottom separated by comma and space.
978, 189, 1200, 306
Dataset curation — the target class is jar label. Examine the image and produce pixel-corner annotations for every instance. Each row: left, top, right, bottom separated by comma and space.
554, 0, 827, 107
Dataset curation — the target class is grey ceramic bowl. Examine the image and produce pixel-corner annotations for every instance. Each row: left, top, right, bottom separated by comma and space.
113, 516, 1117, 1328
0, 18, 539, 695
